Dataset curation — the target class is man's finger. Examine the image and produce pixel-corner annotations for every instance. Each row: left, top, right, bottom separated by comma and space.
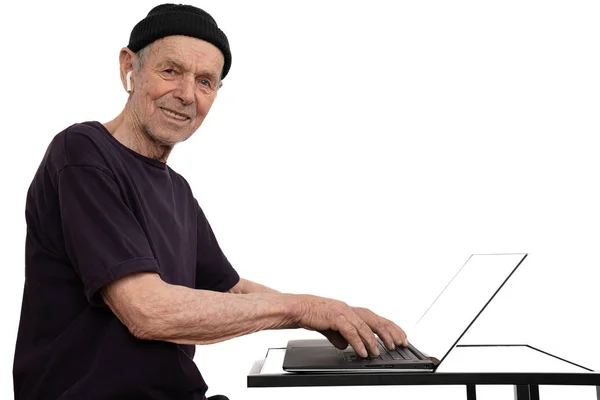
385, 320, 408, 347
337, 319, 367, 358
352, 316, 379, 356
353, 308, 396, 350
374, 327, 396, 351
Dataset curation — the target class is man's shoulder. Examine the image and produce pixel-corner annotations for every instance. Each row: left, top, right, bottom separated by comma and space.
39, 121, 109, 177
57, 121, 110, 167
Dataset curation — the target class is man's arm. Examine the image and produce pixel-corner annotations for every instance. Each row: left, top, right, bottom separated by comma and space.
228, 278, 279, 294
102, 272, 298, 345
101, 272, 387, 357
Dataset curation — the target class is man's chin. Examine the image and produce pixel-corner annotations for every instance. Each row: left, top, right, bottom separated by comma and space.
149, 130, 190, 147
143, 121, 197, 146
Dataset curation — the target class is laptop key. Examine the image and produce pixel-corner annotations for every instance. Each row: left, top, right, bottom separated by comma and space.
381, 353, 392, 361
389, 350, 405, 359
399, 348, 414, 359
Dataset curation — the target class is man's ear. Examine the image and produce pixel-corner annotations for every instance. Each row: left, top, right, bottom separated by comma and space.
219, 81, 223, 90
119, 47, 135, 92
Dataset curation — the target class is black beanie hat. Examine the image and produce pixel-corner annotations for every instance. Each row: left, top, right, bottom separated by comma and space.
128, 4, 232, 79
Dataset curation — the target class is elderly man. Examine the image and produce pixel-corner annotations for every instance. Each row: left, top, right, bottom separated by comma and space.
13, 4, 408, 400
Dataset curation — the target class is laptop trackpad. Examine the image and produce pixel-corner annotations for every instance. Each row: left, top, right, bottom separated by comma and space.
288, 346, 344, 365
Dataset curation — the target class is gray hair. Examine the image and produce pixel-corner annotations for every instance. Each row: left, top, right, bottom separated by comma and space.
133, 44, 152, 72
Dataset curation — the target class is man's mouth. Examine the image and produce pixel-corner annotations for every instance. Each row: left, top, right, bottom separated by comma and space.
161, 108, 190, 121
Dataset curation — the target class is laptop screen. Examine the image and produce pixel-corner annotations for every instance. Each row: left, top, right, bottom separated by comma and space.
408, 253, 527, 366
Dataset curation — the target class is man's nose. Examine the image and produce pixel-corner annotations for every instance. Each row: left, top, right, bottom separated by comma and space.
174, 74, 195, 105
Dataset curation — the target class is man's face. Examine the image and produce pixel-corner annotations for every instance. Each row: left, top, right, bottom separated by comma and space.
129, 36, 224, 146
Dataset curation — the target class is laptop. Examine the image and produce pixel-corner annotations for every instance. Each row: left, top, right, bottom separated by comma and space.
283, 253, 528, 372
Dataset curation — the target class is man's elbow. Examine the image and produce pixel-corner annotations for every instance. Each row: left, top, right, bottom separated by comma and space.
127, 310, 203, 344
101, 272, 173, 341
128, 319, 160, 341
105, 299, 161, 340
121, 299, 181, 341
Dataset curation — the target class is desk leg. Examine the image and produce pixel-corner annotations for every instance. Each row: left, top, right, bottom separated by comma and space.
466, 384, 476, 400
596, 386, 599, 400
529, 385, 539, 400
514, 385, 539, 400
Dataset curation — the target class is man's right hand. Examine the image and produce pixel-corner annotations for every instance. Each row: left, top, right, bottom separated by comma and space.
294, 294, 379, 358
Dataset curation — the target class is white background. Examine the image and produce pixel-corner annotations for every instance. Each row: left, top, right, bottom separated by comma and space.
1, 1, 599, 399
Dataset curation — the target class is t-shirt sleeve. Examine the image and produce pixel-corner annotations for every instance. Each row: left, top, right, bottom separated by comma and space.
58, 165, 161, 306
195, 201, 240, 292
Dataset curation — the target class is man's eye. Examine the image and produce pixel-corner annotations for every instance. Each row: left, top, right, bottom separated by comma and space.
164, 69, 176, 75
199, 79, 210, 87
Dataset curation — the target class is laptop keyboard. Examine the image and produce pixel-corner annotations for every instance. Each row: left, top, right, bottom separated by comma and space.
344, 342, 418, 362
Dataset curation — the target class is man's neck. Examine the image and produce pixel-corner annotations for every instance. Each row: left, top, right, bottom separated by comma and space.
103, 109, 173, 163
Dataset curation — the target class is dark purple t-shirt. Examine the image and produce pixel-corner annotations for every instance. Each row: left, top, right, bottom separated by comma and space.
13, 121, 240, 400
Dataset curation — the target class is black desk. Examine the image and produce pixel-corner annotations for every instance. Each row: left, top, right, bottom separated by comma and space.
248, 345, 600, 400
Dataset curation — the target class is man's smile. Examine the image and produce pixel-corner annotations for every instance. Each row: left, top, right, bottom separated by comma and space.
160, 107, 190, 121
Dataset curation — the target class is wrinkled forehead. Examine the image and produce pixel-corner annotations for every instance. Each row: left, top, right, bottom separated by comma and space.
146, 36, 225, 73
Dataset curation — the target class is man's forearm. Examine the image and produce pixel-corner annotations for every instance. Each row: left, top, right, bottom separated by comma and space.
156, 289, 298, 344
113, 276, 300, 345
229, 278, 280, 294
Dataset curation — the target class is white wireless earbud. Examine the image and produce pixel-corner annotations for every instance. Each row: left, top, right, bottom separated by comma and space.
126, 71, 132, 93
